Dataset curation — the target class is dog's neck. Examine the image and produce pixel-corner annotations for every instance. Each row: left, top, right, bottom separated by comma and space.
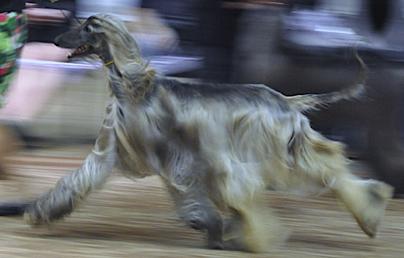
99, 50, 117, 71
99, 51, 155, 102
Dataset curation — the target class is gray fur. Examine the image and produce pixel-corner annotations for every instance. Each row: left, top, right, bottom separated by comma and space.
18, 14, 393, 252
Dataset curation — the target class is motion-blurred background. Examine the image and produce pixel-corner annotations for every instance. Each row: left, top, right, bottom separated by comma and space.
1, 0, 404, 195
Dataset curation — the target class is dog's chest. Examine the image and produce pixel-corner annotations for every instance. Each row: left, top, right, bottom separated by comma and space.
113, 121, 157, 177
112, 105, 164, 177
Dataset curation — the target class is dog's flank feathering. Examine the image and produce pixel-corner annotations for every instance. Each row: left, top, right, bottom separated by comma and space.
0, 14, 393, 252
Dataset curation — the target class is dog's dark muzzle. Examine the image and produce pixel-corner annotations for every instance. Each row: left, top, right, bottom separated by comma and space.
54, 29, 83, 49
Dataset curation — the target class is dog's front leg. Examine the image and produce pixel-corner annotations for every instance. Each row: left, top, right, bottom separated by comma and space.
24, 106, 117, 225
162, 179, 224, 249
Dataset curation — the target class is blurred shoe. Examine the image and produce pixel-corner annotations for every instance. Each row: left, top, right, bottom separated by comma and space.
0, 123, 24, 179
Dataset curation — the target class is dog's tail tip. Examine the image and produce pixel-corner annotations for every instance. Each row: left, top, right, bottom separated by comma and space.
341, 81, 366, 100
288, 53, 368, 113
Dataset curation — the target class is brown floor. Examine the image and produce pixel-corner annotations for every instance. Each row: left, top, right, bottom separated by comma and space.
0, 145, 403, 258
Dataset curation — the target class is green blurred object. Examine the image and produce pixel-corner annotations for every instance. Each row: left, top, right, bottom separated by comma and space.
0, 12, 27, 106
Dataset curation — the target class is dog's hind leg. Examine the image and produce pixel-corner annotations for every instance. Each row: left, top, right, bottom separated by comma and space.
163, 179, 224, 249
313, 157, 393, 237
24, 106, 117, 225
331, 175, 393, 238
293, 129, 393, 238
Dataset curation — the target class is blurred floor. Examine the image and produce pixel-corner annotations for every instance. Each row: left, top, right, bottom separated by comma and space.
0, 145, 402, 258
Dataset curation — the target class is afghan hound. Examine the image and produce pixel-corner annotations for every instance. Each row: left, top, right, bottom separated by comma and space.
0, 14, 393, 252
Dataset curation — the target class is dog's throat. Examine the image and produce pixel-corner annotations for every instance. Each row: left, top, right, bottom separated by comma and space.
99, 54, 115, 68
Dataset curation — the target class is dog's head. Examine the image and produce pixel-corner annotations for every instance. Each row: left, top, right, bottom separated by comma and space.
55, 14, 141, 62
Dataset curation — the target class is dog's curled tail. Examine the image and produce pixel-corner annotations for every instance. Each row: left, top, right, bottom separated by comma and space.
287, 52, 368, 112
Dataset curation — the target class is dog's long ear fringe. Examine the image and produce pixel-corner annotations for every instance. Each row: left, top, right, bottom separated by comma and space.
287, 51, 368, 113
0, 202, 30, 216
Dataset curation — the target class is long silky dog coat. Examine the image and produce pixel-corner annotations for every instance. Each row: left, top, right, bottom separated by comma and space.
0, 14, 393, 252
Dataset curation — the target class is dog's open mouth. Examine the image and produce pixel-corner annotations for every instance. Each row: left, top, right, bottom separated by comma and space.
68, 44, 92, 59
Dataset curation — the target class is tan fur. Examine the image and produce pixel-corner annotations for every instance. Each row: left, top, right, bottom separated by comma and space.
20, 14, 393, 253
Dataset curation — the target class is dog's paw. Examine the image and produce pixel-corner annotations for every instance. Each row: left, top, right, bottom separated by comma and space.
354, 180, 393, 238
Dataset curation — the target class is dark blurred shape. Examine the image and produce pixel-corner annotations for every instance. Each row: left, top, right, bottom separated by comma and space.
0, 0, 25, 12
194, 0, 243, 82
142, 0, 243, 82
25, 0, 76, 43
368, 0, 391, 32
141, 0, 200, 45
290, 0, 318, 9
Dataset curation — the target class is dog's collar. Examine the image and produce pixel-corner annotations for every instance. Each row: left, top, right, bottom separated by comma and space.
104, 60, 114, 67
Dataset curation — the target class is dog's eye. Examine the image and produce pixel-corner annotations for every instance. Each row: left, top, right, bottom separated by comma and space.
83, 25, 92, 33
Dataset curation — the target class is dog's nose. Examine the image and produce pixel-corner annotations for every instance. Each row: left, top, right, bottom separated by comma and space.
54, 35, 62, 47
